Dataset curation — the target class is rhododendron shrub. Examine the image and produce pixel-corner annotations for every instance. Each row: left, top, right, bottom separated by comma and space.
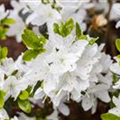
0, 0, 120, 120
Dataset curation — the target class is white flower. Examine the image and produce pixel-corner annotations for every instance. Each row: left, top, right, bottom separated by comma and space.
49, 34, 88, 57
82, 82, 111, 114
109, 94, 120, 116
113, 3, 120, 28
20, 0, 42, 11
26, 4, 61, 26
0, 58, 16, 76
58, 102, 70, 116
57, 72, 89, 102
0, 73, 4, 89
0, 4, 9, 21
110, 57, 120, 89
34, 88, 45, 100
2, 76, 28, 100
75, 44, 99, 80
0, 108, 9, 120
11, 116, 19, 120
45, 48, 79, 75
110, 57, 120, 75
7, 9, 26, 42
58, 0, 92, 31
100, 53, 113, 73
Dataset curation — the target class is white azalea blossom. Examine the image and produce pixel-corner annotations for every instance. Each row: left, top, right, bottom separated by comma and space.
26, 4, 61, 26
0, 0, 117, 118
0, 4, 9, 21
82, 82, 111, 114
0, 108, 9, 120
109, 95, 120, 116
81, 48, 113, 113
110, 57, 120, 89
11, 116, 19, 120
2, 76, 28, 100
7, 1, 26, 42
113, 3, 120, 28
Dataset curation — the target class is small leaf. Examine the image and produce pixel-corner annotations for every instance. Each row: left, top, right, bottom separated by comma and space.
101, 113, 120, 120
0, 46, 8, 60
23, 49, 39, 61
53, 18, 74, 37
54, 23, 60, 34
76, 22, 83, 39
18, 99, 31, 113
0, 90, 6, 108
22, 29, 41, 49
1, 18, 16, 26
65, 18, 74, 32
117, 55, 120, 59
38, 36, 46, 46
113, 74, 119, 84
22, 29, 46, 61
116, 39, 120, 52
0, 26, 8, 40
19, 90, 29, 100
89, 37, 99, 45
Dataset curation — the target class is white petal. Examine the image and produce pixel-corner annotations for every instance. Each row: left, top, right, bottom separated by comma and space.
116, 21, 120, 29
109, 108, 120, 116
95, 91, 110, 103
113, 96, 120, 108
34, 88, 45, 100
82, 96, 93, 111
58, 103, 70, 116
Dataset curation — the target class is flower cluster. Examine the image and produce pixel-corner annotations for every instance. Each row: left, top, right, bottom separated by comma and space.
0, 0, 120, 120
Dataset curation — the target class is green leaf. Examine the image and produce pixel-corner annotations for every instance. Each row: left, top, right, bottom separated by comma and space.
0, 90, 6, 108
19, 90, 29, 100
18, 99, 31, 113
54, 23, 60, 34
22, 29, 46, 61
113, 74, 119, 84
76, 22, 83, 39
0, 46, 8, 60
79, 35, 87, 40
23, 49, 40, 61
101, 113, 120, 120
53, 18, 74, 37
1, 18, 16, 26
38, 36, 46, 47
89, 37, 99, 45
117, 55, 120, 59
0, 26, 8, 40
116, 39, 120, 52
22, 29, 41, 49
65, 18, 74, 32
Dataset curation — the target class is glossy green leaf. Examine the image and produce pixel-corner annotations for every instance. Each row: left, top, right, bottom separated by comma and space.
53, 18, 74, 37
19, 90, 29, 100
0, 26, 8, 40
101, 113, 120, 120
1, 18, 16, 26
76, 22, 83, 39
116, 39, 120, 52
18, 99, 31, 113
22, 29, 41, 49
23, 49, 40, 61
0, 90, 6, 108
0, 46, 8, 60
